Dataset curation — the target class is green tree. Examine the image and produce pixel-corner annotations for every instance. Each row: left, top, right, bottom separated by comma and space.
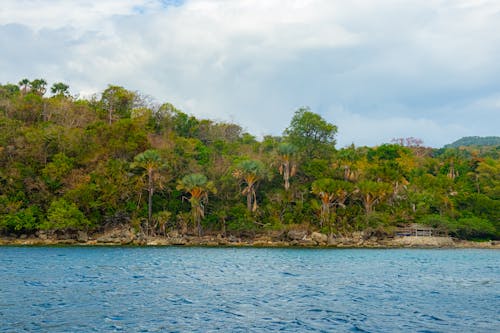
50, 82, 70, 97
311, 179, 352, 229
101, 85, 136, 124
284, 107, 337, 158
133, 149, 165, 236
233, 159, 266, 212
30, 79, 48, 96
356, 180, 392, 215
18, 78, 30, 94
42, 199, 90, 231
177, 173, 217, 236
277, 142, 297, 190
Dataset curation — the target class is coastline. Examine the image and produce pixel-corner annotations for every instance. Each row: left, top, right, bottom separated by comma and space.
1, 229, 499, 249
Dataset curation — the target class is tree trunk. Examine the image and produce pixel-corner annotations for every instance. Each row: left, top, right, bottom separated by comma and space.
147, 169, 153, 237
364, 194, 373, 215
247, 187, 253, 212
284, 161, 290, 190
197, 214, 202, 237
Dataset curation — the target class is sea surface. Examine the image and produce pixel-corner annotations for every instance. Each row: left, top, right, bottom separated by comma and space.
0, 247, 498, 332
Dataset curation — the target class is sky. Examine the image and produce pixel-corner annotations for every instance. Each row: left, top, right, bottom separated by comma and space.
1, 0, 499, 147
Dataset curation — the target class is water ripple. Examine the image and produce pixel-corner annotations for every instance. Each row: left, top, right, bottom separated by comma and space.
0, 247, 499, 332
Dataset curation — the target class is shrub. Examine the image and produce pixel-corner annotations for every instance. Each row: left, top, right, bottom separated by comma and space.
41, 199, 90, 231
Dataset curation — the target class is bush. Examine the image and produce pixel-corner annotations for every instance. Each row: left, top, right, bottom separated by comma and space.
449, 217, 497, 240
0, 206, 40, 234
41, 199, 90, 231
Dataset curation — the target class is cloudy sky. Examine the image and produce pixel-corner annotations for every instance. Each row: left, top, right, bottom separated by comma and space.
1, 0, 499, 147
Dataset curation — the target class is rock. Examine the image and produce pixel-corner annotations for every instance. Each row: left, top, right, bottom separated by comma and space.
217, 239, 229, 246
287, 230, 307, 241
168, 230, 179, 238
77, 231, 88, 243
352, 231, 364, 241
37, 231, 48, 240
20, 234, 27, 239
298, 239, 317, 247
391, 236, 455, 247
96, 236, 114, 243
227, 235, 241, 243
59, 239, 76, 245
327, 235, 339, 246
311, 232, 328, 244
268, 230, 286, 241
170, 237, 187, 245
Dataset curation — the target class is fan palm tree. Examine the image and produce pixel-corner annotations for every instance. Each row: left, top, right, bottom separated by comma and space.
356, 180, 391, 215
233, 159, 265, 212
277, 142, 297, 190
133, 149, 165, 236
18, 78, 30, 94
50, 82, 70, 97
311, 179, 352, 228
30, 78, 47, 96
177, 173, 216, 236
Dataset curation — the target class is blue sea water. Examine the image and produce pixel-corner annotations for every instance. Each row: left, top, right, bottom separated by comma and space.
0, 247, 498, 332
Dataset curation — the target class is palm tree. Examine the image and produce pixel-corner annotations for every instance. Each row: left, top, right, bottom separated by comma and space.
311, 179, 352, 228
356, 180, 391, 215
50, 82, 70, 97
233, 159, 265, 212
277, 142, 297, 190
133, 149, 165, 236
30, 79, 47, 96
177, 173, 216, 236
18, 78, 30, 94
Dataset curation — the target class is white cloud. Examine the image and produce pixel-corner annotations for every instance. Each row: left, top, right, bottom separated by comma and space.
1, 0, 499, 147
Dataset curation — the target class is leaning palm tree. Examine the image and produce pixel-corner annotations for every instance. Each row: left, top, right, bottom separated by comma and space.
277, 142, 297, 190
232, 159, 266, 212
132, 149, 165, 237
177, 173, 216, 236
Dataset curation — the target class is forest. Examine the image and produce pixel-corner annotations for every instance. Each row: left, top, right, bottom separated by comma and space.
1, 79, 499, 241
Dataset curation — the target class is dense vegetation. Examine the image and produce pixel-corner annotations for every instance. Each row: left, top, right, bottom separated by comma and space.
1, 79, 499, 240
444, 136, 500, 149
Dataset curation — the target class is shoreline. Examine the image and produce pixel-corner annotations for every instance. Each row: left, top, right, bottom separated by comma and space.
1, 233, 499, 249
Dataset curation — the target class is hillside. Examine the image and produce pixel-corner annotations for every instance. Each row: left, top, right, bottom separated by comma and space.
1, 79, 499, 241
444, 136, 500, 148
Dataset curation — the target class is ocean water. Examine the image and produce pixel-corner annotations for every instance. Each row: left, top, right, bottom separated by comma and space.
0, 247, 498, 332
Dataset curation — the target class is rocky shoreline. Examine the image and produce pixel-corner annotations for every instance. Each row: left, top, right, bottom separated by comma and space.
1, 228, 499, 249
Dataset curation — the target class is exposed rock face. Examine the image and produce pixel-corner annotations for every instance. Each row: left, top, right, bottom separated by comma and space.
311, 232, 328, 245
77, 231, 88, 243
36, 231, 48, 240
96, 228, 136, 244
167, 230, 180, 238
287, 230, 307, 241
391, 236, 455, 247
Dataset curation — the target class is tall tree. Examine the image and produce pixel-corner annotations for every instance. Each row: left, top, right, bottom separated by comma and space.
311, 178, 352, 228
177, 173, 216, 236
30, 79, 47, 96
284, 107, 337, 158
18, 78, 30, 94
233, 159, 266, 212
356, 180, 391, 215
50, 82, 70, 97
101, 85, 136, 124
133, 149, 165, 236
277, 142, 297, 190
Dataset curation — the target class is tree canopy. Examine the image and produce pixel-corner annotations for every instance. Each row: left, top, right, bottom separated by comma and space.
0, 79, 498, 240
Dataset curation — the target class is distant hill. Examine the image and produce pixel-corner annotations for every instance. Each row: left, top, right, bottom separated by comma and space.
444, 136, 500, 148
